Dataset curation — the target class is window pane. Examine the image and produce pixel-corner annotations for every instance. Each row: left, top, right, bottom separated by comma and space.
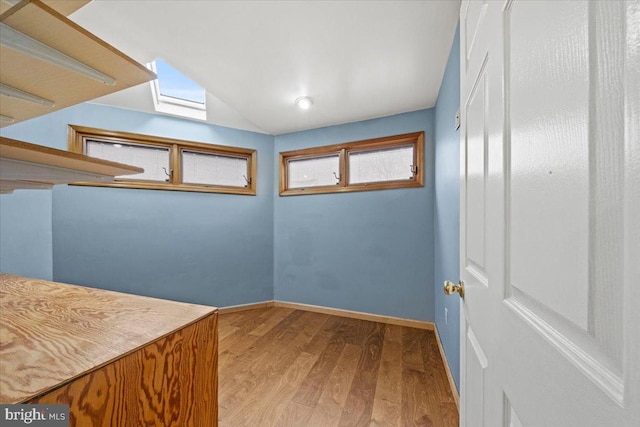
348, 145, 414, 184
86, 140, 170, 181
155, 59, 205, 105
182, 150, 248, 187
288, 155, 340, 189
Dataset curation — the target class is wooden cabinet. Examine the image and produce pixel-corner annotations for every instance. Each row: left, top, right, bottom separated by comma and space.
0, 274, 218, 426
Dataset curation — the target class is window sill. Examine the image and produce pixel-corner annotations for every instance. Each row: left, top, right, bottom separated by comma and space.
280, 179, 422, 196
69, 181, 256, 196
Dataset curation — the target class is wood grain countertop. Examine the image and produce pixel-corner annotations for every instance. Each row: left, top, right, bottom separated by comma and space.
0, 274, 217, 404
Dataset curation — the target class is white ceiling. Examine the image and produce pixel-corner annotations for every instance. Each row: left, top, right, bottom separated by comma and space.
70, 1, 460, 135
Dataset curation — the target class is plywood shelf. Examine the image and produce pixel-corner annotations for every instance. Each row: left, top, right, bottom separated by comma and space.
0, 0, 156, 127
0, 136, 143, 193
0, 0, 90, 16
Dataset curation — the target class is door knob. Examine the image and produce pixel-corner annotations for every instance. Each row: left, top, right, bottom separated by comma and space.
444, 280, 465, 299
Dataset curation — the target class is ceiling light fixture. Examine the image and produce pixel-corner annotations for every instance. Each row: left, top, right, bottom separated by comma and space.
295, 96, 313, 110
0, 83, 55, 107
0, 23, 116, 86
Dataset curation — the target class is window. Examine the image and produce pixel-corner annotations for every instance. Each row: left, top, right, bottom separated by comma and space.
154, 60, 205, 105
148, 59, 207, 121
279, 132, 424, 196
68, 125, 256, 195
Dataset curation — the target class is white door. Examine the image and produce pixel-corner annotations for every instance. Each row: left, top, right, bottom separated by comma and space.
456, 0, 640, 426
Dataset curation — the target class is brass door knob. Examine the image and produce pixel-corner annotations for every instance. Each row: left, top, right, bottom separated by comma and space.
444, 280, 465, 299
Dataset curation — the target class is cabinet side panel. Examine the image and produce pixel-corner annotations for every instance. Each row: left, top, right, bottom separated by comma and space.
30, 313, 218, 427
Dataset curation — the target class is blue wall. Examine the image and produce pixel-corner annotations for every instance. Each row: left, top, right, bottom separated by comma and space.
274, 110, 435, 321
1, 109, 70, 281
0, 191, 53, 280
434, 26, 461, 391
0, 104, 274, 307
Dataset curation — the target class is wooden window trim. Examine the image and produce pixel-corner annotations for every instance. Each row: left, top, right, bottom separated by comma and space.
279, 132, 424, 196
68, 125, 257, 195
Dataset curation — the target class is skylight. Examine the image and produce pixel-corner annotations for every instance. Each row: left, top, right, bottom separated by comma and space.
155, 59, 205, 105
149, 59, 206, 120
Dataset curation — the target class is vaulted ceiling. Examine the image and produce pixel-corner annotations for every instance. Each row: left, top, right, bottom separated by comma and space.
70, 1, 460, 135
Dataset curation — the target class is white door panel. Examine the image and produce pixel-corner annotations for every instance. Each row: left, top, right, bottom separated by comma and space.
464, 55, 488, 278
458, 0, 639, 425
509, 0, 591, 330
463, 325, 488, 427
462, 0, 489, 73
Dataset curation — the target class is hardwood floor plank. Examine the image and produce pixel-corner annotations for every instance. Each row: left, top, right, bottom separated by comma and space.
218, 307, 278, 354
323, 343, 363, 406
233, 351, 319, 426
248, 307, 296, 336
217, 310, 248, 328
374, 325, 403, 403
422, 367, 445, 426
371, 398, 402, 427
221, 307, 269, 330
402, 327, 425, 373
307, 343, 362, 427
401, 367, 434, 427
292, 333, 347, 406
338, 321, 386, 427
371, 325, 403, 426
294, 311, 331, 352
385, 323, 404, 343
274, 401, 315, 427
320, 315, 352, 338
218, 324, 240, 342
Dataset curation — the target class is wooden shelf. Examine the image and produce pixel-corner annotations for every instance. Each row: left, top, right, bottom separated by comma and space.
0, 136, 143, 193
0, 274, 218, 425
0, 0, 156, 127
0, 0, 90, 16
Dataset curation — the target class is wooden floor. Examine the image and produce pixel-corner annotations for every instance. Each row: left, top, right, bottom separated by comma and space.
218, 307, 458, 427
